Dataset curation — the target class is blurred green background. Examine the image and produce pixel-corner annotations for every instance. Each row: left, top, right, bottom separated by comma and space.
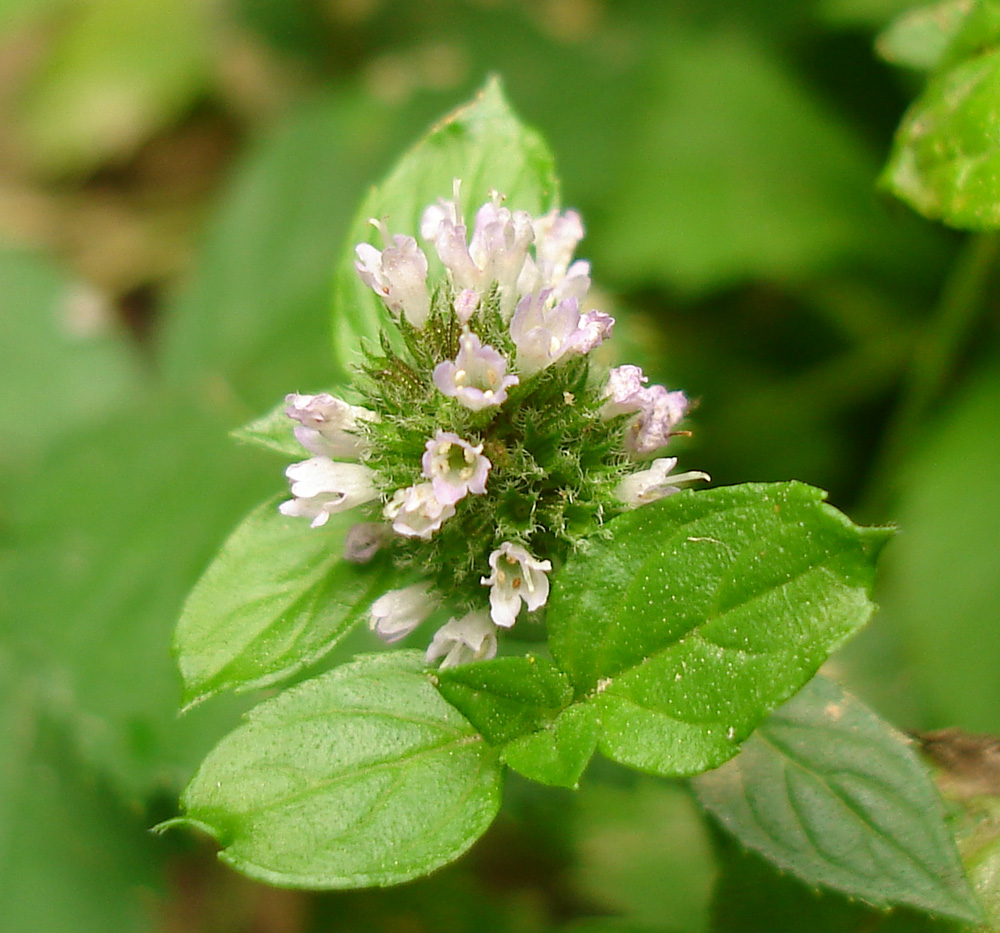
2, 0, 998, 930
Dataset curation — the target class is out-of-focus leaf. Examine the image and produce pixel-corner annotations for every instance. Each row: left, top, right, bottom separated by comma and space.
160, 89, 447, 409
0, 393, 280, 799
0, 654, 159, 931
696, 677, 979, 922
545, 483, 890, 777
177, 652, 504, 888
16, 0, 211, 174
820, 0, 926, 27
881, 6, 1000, 229
878, 363, 1000, 732
330, 78, 559, 374
570, 777, 716, 933
0, 246, 140, 469
176, 498, 401, 708
591, 28, 899, 292
877, 0, 974, 71
0, 0, 65, 36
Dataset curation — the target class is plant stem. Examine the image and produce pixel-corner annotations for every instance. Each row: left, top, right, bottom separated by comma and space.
863, 232, 999, 519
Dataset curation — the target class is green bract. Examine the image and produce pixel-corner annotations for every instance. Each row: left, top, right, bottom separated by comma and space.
167, 83, 954, 913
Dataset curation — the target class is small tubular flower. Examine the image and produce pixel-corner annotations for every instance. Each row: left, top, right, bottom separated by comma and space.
601, 365, 649, 418
421, 431, 491, 506
517, 209, 589, 299
426, 611, 498, 669
433, 332, 519, 411
369, 582, 437, 643
280, 458, 378, 528
616, 458, 711, 507
354, 220, 431, 327
510, 292, 614, 377
481, 542, 553, 628
285, 392, 374, 459
384, 482, 456, 539
626, 385, 689, 458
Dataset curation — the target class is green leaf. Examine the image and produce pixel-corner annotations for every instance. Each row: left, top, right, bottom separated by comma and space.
0, 246, 140, 469
178, 652, 504, 888
881, 13, 1000, 229
695, 676, 980, 923
877, 362, 1000, 733
571, 777, 716, 933
330, 77, 559, 374
0, 655, 160, 932
434, 655, 572, 745
501, 704, 601, 789
0, 393, 279, 799
16, 0, 211, 174
175, 497, 399, 708
547, 482, 890, 777
877, 0, 974, 72
231, 397, 305, 459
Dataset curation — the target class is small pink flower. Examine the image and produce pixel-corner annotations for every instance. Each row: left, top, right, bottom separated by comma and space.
480, 542, 552, 628
616, 458, 710, 507
383, 482, 456, 539
279, 458, 378, 528
285, 392, 373, 459
433, 332, 519, 411
421, 431, 491, 506
355, 219, 431, 327
369, 582, 437, 643
426, 611, 498, 668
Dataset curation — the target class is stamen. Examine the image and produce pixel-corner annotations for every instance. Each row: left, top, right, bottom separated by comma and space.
454, 369, 467, 385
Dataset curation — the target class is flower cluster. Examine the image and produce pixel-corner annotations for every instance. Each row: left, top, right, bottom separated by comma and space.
281, 182, 708, 667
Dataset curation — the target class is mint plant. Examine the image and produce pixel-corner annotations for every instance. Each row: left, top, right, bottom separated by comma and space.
167, 79, 981, 923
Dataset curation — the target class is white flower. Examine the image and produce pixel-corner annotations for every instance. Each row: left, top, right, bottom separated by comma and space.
384, 482, 456, 539
421, 182, 534, 315
625, 385, 689, 457
425, 611, 498, 669
433, 331, 519, 411
369, 582, 437, 643
517, 209, 592, 302
354, 219, 431, 327
510, 291, 614, 377
343, 522, 390, 563
421, 431, 491, 506
615, 457, 711, 507
285, 393, 374, 459
481, 542, 553, 628
601, 365, 649, 418
280, 458, 379, 528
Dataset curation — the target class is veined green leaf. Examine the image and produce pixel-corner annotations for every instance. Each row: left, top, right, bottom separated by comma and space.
546, 482, 890, 777
695, 676, 980, 923
330, 77, 559, 374
177, 652, 504, 888
175, 497, 400, 708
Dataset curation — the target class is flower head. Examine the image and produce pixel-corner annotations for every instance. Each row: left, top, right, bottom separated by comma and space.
421, 431, 491, 506
369, 582, 437, 643
384, 482, 456, 540
481, 542, 553, 628
280, 458, 378, 528
426, 611, 498, 669
433, 332, 519, 411
285, 392, 374, 459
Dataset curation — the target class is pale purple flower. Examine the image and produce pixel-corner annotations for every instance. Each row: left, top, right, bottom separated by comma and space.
280, 458, 378, 528
355, 219, 431, 327
510, 291, 614, 377
601, 365, 649, 418
384, 482, 456, 540
517, 209, 591, 302
421, 182, 533, 314
433, 332, 518, 411
369, 582, 437, 643
615, 457, 711, 507
285, 392, 374, 459
626, 385, 690, 457
343, 522, 390, 563
421, 431, 491, 506
481, 542, 553, 628
426, 611, 498, 669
